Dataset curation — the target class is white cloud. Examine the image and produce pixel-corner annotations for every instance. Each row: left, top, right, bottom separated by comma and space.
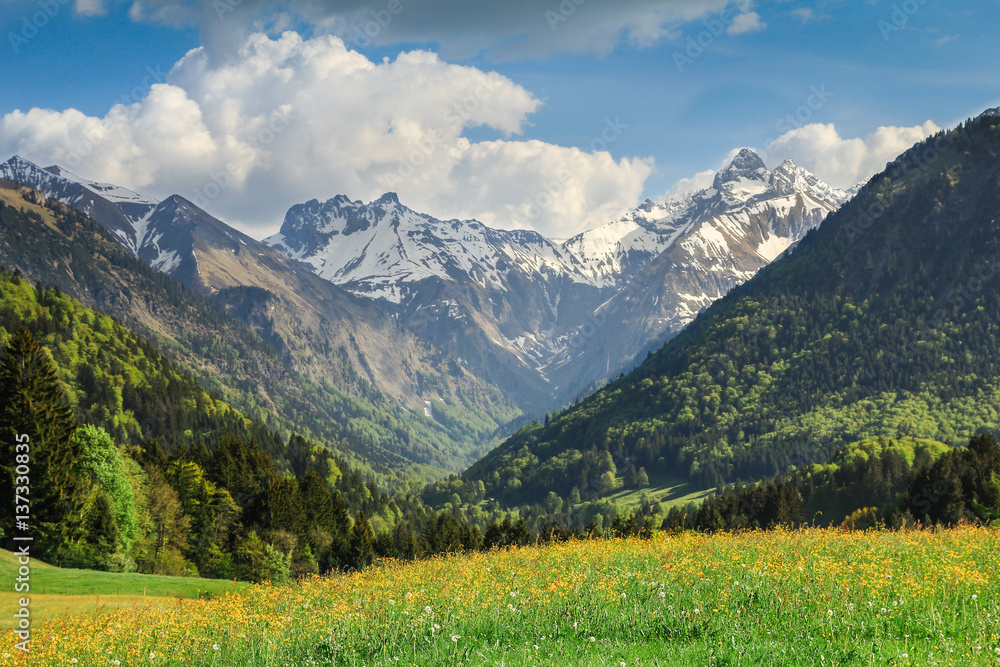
764, 121, 942, 188
75, 0, 106, 15
666, 169, 716, 196
727, 11, 766, 35
0, 31, 653, 239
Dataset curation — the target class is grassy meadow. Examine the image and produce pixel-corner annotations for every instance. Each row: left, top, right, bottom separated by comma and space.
5, 527, 1000, 666
0, 550, 246, 630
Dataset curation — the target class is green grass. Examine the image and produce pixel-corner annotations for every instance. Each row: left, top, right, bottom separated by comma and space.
0, 549, 246, 628
20, 527, 1000, 666
606, 471, 715, 510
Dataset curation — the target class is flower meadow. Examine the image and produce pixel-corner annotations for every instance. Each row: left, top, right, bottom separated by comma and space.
7, 527, 1000, 666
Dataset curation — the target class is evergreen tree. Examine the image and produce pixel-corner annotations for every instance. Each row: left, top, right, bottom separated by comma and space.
0, 329, 81, 558
349, 510, 375, 570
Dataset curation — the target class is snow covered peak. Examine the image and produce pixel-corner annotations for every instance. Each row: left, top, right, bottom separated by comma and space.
978, 107, 1000, 119
264, 193, 585, 302
713, 148, 769, 189
771, 159, 850, 205
43, 164, 159, 206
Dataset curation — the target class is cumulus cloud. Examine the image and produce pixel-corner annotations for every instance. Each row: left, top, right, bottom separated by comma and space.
0, 31, 653, 238
123, 0, 736, 60
764, 121, 941, 188
666, 169, 716, 196
727, 11, 766, 35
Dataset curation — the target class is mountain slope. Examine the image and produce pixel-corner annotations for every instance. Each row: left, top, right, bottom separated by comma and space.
0, 159, 520, 471
0, 183, 511, 478
464, 110, 1000, 505
544, 151, 849, 396
266, 152, 848, 407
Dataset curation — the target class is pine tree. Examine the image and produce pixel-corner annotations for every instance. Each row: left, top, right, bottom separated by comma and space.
0, 328, 81, 558
348, 510, 375, 570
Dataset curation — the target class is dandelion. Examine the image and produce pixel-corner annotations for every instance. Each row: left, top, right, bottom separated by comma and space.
452, 635, 460, 643
589, 637, 596, 643
213, 644, 220, 651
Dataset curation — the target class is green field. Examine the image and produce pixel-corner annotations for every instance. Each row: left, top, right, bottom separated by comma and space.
15, 527, 1000, 666
0, 550, 246, 628
605, 471, 715, 510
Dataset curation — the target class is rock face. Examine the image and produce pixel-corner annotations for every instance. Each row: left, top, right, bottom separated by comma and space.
266, 148, 851, 405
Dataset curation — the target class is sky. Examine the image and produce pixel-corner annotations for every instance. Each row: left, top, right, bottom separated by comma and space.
0, 0, 998, 239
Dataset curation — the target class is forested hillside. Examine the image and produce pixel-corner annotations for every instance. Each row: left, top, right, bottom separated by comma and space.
465, 112, 1000, 506
0, 277, 495, 578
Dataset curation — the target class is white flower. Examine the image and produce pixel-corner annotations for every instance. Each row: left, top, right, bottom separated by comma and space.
621, 593, 627, 599
213, 644, 220, 651
826, 610, 833, 617
452, 635, 460, 643
972, 594, 979, 601
901, 653, 908, 659
388, 599, 395, 606
659, 591, 666, 598
149, 653, 156, 660
589, 636, 596, 643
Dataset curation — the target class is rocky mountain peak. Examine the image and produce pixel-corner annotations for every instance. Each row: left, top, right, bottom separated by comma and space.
713, 148, 769, 190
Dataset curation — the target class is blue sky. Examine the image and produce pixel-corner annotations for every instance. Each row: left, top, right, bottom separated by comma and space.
1, 0, 998, 237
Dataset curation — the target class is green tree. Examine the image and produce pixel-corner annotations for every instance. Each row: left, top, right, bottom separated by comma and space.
0, 329, 81, 558
72, 426, 139, 553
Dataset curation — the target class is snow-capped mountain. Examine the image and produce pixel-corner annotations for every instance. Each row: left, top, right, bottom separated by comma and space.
265, 193, 608, 406
542, 150, 852, 395
0, 156, 210, 280
268, 149, 852, 404
562, 150, 850, 288
265, 192, 588, 303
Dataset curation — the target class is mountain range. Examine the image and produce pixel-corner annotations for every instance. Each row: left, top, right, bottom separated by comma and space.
463, 108, 1000, 506
264, 148, 852, 404
1, 148, 850, 418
